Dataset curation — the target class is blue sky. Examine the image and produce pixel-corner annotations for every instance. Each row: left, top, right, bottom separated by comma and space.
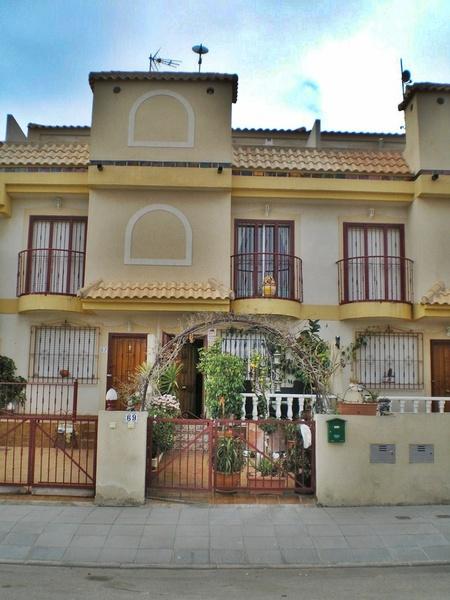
1, 0, 449, 135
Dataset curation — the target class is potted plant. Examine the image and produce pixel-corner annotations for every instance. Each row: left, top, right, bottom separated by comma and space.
336, 382, 378, 416
247, 456, 286, 490
262, 274, 276, 297
214, 430, 245, 492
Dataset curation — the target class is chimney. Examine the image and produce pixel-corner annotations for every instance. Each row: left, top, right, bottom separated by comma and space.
5, 114, 26, 142
306, 119, 321, 149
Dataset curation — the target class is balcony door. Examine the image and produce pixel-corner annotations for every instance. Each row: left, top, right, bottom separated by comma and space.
344, 223, 405, 302
234, 220, 293, 298
27, 216, 87, 295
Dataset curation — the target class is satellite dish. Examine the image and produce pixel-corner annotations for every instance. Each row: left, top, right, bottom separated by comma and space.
192, 43, 209, 72
402, 69, 412, 84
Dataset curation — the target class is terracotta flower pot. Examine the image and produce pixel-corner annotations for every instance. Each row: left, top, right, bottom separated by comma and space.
337, 401, 378, 416
247, 475, 286, 490
214, 471, 241, 493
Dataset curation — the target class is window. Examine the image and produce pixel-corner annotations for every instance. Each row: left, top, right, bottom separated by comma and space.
354, 330, 423, 390
343, 223, 407, 302
29, 326, 99, 383
234, 220, 295, 299
26, 216, 87, 295
220, 329, 271, 378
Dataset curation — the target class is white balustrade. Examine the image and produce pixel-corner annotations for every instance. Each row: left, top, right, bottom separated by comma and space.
240, 393, 318, 420
382, 396, 450, 414
240, 394, 450, 418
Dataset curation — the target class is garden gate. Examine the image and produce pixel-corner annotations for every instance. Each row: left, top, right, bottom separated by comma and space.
0, 381, 97, 494
146, 417, 315, 497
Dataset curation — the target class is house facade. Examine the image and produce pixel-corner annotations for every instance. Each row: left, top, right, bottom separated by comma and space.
1, 73, 449, 416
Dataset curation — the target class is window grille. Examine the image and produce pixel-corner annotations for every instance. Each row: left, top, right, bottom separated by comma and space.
29, 326, 99, 383
220, 329, 271, 378
354, 330, 423, 390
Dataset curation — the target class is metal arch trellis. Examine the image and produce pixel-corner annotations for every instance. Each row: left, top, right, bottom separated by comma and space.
140, 313, 338, 412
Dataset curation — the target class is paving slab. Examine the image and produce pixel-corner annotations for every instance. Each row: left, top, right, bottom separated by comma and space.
0, 501, 449, 568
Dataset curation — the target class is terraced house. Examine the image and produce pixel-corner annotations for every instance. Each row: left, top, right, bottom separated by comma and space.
0, 72, 449, 427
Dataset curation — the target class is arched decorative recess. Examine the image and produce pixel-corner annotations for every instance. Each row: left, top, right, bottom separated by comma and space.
124, 203, 193, 266
128, 89, 195, 148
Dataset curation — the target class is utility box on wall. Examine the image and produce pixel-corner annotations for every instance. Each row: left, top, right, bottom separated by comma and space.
327, 418, 346, 443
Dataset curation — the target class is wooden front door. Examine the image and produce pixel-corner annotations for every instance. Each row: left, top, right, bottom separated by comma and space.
431, 341, 450, 411
178, 339, 204, 417
107, 334, 147, 404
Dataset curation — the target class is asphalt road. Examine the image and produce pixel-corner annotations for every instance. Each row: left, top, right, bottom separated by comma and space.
1, 564, 450, 600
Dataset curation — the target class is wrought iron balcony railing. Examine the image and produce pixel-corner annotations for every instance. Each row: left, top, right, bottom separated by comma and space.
17, 248, 86, 297
231, 252, 303, 302
337, 255, 413, 304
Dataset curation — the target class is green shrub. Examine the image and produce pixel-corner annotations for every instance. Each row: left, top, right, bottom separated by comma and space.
214, 433, 245, 474
197, 342, 246, 418
0, 356, 26, 410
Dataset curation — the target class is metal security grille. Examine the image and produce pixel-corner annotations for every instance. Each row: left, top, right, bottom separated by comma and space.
354, 331, 423, 390
220, 329, 272, 378
29, 326, 99, 383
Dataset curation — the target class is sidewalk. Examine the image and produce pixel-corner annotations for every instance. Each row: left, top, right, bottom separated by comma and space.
1, 500, 450, 568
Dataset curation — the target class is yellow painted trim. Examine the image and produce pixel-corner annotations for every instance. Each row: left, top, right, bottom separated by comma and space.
1, 171, 88, 190
0, 183, 11, 217
18, 295, 83, 313
339, 302, 412, 320
81, 298, 230, 313
232, 176, 414, 202
0, 299, 18, 313
88, 165, 232, 190
415, 174, 450, 198
232, 298, 301, 318
413, 304, 450, 319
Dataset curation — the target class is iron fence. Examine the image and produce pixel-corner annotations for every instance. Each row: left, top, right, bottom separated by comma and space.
337, 255, 413, 304
147, 417, 314, 495
0, 380, 78, 416
231, 252, 303, 301
0, 414, 97, 490
17, 248, 86, 297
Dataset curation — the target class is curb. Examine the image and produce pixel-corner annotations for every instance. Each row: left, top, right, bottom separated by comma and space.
1, 559, 450, 570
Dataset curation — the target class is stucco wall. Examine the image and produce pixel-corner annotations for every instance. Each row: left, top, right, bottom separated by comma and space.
316, 414, 450, 506
231, 199, 410, 305
0, 196, 88, 298
90, 79, 233, 163
404, 92, 450, 172
407, 196, 450, 301
95, 410, 147, 505
85, 189, 231, 285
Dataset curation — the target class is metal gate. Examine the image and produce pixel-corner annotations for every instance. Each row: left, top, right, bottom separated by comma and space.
147, 417, 315, 496
0, 415, 97, 492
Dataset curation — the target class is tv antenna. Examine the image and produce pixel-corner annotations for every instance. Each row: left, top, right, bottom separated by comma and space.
400, 58, 412, 98
192, 43, 209, 72
149, 48, 181, 72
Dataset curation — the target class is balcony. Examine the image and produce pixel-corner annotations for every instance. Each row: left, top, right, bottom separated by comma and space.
231, 252, 303, 302
17, 248, 86, 297
337, 255, 414, 305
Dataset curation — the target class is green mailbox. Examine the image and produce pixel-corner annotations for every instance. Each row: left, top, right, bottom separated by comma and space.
327, 418, 346, 443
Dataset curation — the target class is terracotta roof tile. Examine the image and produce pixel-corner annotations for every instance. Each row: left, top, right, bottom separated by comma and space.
421, 281, 450, 305
0, 141, 410, 175
0, 142, 89, 167
89, 71, 239, 102
28, 123, 90, 130
79, 279, 233, 301
232, 146, 411, 175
